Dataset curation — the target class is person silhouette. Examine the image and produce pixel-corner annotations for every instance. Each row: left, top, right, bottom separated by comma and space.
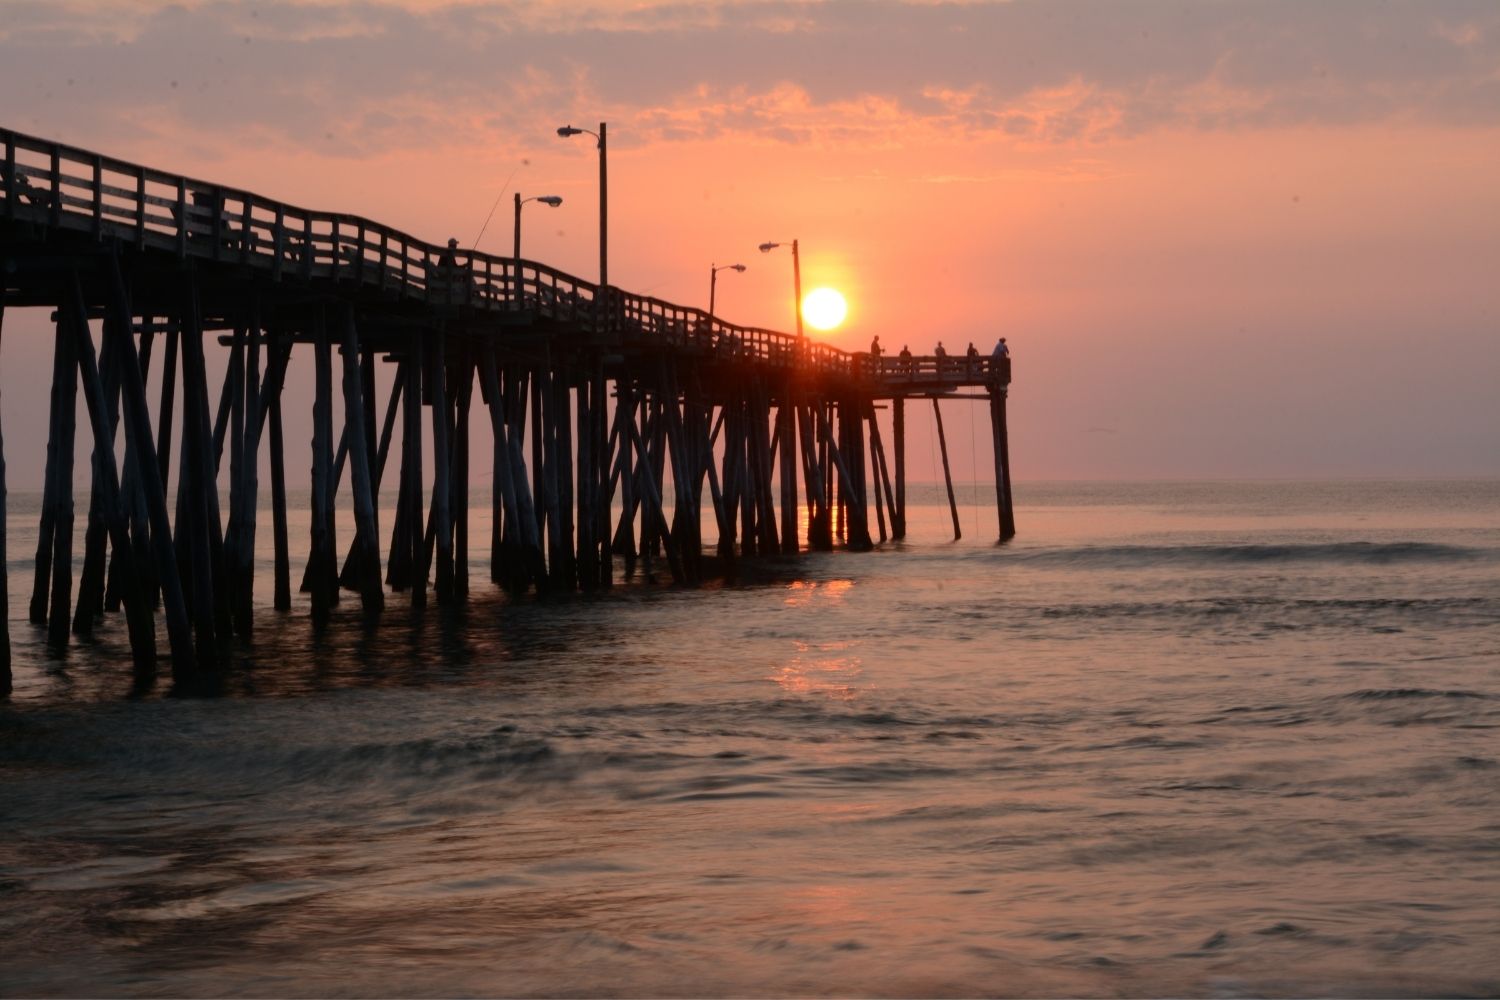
870, 335, 882, 357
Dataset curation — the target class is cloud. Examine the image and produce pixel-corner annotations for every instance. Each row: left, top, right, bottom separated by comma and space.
2, 0, 1497, 155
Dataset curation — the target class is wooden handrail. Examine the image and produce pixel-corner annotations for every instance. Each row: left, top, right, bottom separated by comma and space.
0, 125, 1009, 390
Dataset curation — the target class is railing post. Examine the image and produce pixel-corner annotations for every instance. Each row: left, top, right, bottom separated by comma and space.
301, 215, 313, 281
91, 155, 103, 239
134, 168, 146, 249
239, 196, 252, 265
49, 147, 61, 228
176, 177, 187, 258
3, 134, 15, 222
211, 185, 223, 261
272, 206, 285, 281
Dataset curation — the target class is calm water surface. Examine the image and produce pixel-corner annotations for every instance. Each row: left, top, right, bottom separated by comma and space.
2, 480, 1498, 997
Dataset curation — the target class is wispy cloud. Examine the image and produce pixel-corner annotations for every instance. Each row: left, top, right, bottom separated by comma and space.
3, 0, 1497, 154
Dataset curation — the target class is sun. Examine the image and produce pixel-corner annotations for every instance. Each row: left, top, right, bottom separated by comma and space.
802, 287, 847, 332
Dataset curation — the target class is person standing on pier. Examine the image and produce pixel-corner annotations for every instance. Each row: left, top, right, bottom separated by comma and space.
934, 340, 947, 374
993, 337, 1009, 358
870, 335, 882, 357
966, 342, 979, 375
899, 344, 913, 377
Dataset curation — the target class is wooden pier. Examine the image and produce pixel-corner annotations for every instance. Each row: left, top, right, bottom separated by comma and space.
0, 126, 1014, 695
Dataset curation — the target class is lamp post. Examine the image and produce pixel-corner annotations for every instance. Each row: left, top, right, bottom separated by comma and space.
556, 122, 607, 298
758, 239, 802, 340
513, 193, 563, 262
708, 263, 746, 327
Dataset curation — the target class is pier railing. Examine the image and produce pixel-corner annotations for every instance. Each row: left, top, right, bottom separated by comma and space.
1, 126, 1008, 389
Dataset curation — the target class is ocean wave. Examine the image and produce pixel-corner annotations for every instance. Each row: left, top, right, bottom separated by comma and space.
1012, 541, 1492, 569
1340, 688, 1493, 702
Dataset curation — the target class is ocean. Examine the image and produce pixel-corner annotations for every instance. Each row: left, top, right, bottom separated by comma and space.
1, 479, 1497, 997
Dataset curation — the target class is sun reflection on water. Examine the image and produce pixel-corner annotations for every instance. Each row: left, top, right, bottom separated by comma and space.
771, 639, 864, 701
782, 578, 854, 607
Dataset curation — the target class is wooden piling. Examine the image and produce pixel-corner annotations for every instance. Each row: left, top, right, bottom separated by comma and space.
340, 309, 384, 616
932, 397, 961, 541
37, 304, 79, 648
623, 396, 682, 584
779, 389, 798, 554
797, 404, 830, 550
429, 330, 453, 604
64, 274, 156, 683
453, 346, 473, 599
612, 387, 638, 565
989, 385, 1016, 541
104, 256, 194, 684
869, 403, 898, 542
343, 365, 401, 590
29, 313, 63, 628
224, 321, 246, 629
269, 361, 292, 612
538, 367, 565, 583
868, 408, 888, 544
575, 369, 596, 588
309, 316, 337, 624
104, 324, 152, 615
156, 327, 178, 494
407, 335, 426, 605
72, 317, 119, 637
231, 303, 262, 637
479, 349, 544, 588
179, 283, 226, 667
0, 301, 10, 695
548, 368, 573, 586
891, 396, 906, 539
593, 365, 612, 588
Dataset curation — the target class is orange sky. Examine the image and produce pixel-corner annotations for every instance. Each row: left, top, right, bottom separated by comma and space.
2, 0, 1497, 482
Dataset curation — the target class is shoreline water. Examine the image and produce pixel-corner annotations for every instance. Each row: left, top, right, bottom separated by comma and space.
2, 478, 1497, 996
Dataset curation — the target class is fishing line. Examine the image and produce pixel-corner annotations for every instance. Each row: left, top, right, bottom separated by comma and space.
471, 164, 522, 250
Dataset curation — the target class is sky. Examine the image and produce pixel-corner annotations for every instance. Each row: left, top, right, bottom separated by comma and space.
1, 0, 1497, 483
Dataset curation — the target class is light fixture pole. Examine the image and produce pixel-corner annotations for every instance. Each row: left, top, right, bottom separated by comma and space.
758, 239, 802, 340
513, 193, 563, 261
556, 122, 607, 298
708, 262, 747, 326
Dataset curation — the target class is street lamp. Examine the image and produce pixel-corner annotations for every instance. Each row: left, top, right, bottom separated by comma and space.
709, 262, 746, 326
758, 239, 802, 340
556, 123, 607, 299
513, 193, 563, 261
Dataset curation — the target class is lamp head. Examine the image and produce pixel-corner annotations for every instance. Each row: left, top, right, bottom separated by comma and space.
732, 264, 746, 272
538, 196, 563, 207
557, 126, 584, 138
758, 242, 778, 253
